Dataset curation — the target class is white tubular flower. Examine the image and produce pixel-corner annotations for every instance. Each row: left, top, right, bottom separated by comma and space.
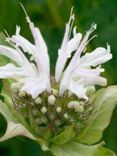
0, 8, 112, 101
0, 14, 51, 99
56, 18, 112, 100
55, 9, 82, 82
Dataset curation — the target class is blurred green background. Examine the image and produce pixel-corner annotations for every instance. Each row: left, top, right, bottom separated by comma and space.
0, 0, 117, 155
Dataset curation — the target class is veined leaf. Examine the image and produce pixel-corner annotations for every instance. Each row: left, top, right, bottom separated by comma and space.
94, 147, 116, 156
50, 126, 75, 145
51, 141, 104, 156
76, 86, 117, 144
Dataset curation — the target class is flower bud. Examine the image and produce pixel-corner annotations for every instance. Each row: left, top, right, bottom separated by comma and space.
48, 95, 56, 105
41, 107, 47, 114
64, 113, 68, 119
80, 101, 85, 106
74, 105, 84, 113
67, 101, 80, 109
18, 90, 26, 97
56, 107, 62, 113
10, 83, 20, 93
35, 97, 42, 104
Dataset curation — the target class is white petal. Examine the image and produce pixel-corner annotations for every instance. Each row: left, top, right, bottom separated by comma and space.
66, 33, 82, 58
0, 45, 24, 66
21, 76, 50, 98
59, 24, 97, 92
26, 17, 50, 77
11, 35, 35, 55
80, 45, 112, 67
69, 81, 88, 100
0, 63, 28, 79
55, 12, 82, 82
72, 68, 107, 87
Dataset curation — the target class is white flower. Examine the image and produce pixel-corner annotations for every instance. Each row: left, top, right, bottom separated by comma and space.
0, 9, 112, 100
55, 11, 112, 100
0, 14, 51, 99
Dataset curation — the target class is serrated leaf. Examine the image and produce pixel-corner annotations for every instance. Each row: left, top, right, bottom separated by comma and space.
76, 86, 117, 144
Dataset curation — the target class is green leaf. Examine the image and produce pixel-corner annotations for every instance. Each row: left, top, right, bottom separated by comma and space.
51, 141, 104, 156
94, 147, 116, 156
76, 86, 117, 144
50, 126, 75, 145
0, 99, 16, 122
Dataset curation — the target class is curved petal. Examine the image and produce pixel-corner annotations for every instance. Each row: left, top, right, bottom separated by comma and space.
72, 68, 107, 87
69, 81, 88, 100
0, 45, 24, 66
26, 16, 50, 77
21, 76, 50, 98
55, 10, 82, 82
0, 63, 35, 79
80, 45, 112, 67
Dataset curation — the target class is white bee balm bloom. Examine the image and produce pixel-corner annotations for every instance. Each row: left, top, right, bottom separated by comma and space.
0, 8, 112, 100
57, 22, 112, 99
0, 10, 51, 99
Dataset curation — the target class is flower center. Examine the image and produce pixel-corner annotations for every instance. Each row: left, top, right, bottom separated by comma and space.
10, 83, 94, 139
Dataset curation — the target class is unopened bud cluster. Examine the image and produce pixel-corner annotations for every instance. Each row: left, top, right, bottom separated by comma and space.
10, 82, 94, 138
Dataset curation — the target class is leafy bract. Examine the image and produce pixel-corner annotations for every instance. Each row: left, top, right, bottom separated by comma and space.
50, 126, 75, 145
76, 86, 117, 144
51, 141, 116, 156
0, 100, 36, 141
94, 147, 116, 156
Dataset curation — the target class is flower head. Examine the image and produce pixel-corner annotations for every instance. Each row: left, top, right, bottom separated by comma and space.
0, 7, 115, 155
0, 9, 112, 100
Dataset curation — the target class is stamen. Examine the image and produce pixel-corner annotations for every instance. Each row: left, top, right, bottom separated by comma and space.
20, 2, 29, 18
